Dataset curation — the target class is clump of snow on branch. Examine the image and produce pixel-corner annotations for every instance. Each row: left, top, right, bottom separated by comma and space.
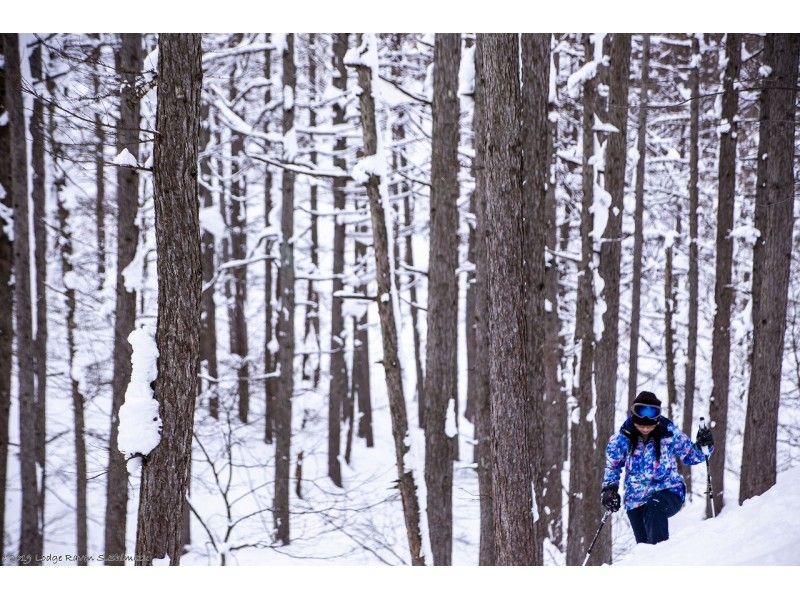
113, 148, 139, 168
117, 326, 161, 474
199, 206, 226, 239
728, 225, 761, 245
351, 154, 385, 185
567, 34, 608, 99
344, 33, 379, 79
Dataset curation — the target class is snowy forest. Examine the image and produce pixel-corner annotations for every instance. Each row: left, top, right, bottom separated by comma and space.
1, 31, 799, 567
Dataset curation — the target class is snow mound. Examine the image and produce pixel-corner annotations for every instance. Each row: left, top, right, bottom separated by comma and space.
617, 467, 800, 565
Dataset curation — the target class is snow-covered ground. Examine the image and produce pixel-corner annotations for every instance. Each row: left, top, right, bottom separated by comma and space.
617, 466, 800, 565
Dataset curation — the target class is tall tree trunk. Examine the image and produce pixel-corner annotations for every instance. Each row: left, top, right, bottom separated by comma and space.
135, 33, 203, 565
739, 34, 800, 503
566, 33, 602, 566
56, 176, 88, 565
479, 32, 544, 566
3, 32, 42, 564
471, 39, 495, 565
681, 34, 701, 494
708, 33, 741, 517
263, 36, 275, 444
199, 101, 220, 420
403, 193, 425, 429
92, 37, 107, 290
519, 32, 550, 566
593, 32, 631, 565
348, 34, 425, 565
664, 233, 677, 420
302, 34, 322, 387
105, 33, 142, 563
328, 32, 349, 487
542, 46, 565, 551
228, 41, 250, 424
627, 34, 650, 407
424, 33, 460, 566
29, 43, 48, 557
350, 235, 372, 445
274, 33, 296, 546
0, 36, 15, 564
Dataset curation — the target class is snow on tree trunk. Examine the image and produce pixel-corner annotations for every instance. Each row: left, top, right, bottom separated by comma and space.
134, 33, 203, 565
105, 32, 142, 564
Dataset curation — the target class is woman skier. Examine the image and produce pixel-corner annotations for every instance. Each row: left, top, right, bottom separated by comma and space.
601, 391, 714, 545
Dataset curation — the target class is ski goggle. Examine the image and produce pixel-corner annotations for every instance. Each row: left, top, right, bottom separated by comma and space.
632, 403, 661, 421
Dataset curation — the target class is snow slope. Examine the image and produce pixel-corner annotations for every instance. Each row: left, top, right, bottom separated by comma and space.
617, 466, 800, 565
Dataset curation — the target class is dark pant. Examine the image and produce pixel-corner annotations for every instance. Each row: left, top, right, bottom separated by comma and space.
626, 489, 683, 545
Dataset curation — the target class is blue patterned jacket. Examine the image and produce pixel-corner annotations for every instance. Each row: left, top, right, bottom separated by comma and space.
602, 416, 712, 511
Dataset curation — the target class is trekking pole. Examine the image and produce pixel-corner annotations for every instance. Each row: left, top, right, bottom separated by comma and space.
699, 417, 716, 518
582, 509, 612, 566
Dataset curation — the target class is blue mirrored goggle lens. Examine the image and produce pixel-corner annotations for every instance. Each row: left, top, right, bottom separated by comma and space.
633, 404, 660, 419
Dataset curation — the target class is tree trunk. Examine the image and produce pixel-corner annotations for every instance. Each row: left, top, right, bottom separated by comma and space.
423, 33, 460, 566
592, 32, 631, 565
274, 33, 296, 546
92, 37, 107, 290
263, 36, 275, 444
566, 33, 601, 566
739, 34, 800, 503
471, 39, 495, 565
105, 33, 142, 563
302, 34, 321, 387
228, 39, 250, 424
479, 32, 544, 566
708, 33, 741, 516
29, 43, 48, 557
681, 34, 701, 494
542, 46, 565, 551
56, 178, 88, 565
0, 36, 15, 564
3, 32, 42, 564
328, 32, 349, 487
665, 234, 677, 420
135, 33, 203, 565
349, 34, 425, 565
199, 101, 220, 420
627, 34, 650, 408
351, 236, 372, 443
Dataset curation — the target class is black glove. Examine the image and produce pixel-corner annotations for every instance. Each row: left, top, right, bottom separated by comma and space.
601, 485, 621, 512
696, 426, 714, 449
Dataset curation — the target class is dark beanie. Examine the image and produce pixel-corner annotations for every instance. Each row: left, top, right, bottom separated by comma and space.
635, 391, 661, 407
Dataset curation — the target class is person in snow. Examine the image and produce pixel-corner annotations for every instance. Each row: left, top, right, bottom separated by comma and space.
600, 391, 714, 545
